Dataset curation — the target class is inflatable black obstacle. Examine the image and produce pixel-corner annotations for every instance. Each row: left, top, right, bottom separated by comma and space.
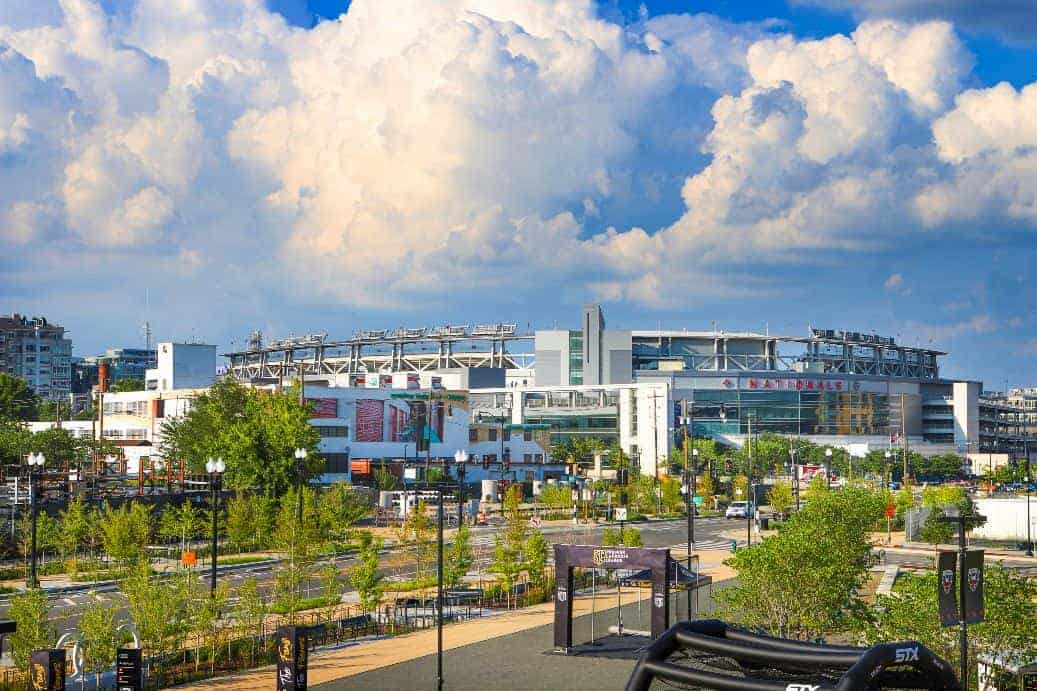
624, 620, 961, 691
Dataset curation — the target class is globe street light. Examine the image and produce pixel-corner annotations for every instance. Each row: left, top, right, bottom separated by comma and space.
824, 448, 833, 490
453, 449, 469, 526
884, 450, 892, 490
294, 448, 308, 523
205, 457, 226, 598
26, 452, 45, 589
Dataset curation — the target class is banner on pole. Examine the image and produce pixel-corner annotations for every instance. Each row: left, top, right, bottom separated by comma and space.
963, 549, 984, 624
937, 551, 958, 628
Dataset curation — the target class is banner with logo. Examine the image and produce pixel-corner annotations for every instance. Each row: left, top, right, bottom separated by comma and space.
963, 550, 984, 624
28, 650, 65, 691
276, 626, 308, 691
937, 551, 958, 627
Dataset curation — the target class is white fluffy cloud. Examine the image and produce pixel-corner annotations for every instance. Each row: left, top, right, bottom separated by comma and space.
2, 1, 1037, 321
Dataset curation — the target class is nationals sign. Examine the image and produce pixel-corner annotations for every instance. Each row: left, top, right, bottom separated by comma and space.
721, 377, 861, 392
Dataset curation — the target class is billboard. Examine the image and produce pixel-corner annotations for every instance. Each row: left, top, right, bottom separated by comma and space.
305, 398, 338, 419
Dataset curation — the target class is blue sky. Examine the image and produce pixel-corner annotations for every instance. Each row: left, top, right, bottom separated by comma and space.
2, 0, 1036, 389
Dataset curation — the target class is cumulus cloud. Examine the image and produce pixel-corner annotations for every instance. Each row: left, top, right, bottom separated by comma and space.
1, 1, 1037, 329
793, 0, 1037, 43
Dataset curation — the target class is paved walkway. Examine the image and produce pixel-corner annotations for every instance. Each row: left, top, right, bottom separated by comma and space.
182, 549, 736, 690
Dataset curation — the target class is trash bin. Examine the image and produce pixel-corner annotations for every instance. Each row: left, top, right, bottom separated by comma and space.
760, 517, 770, 531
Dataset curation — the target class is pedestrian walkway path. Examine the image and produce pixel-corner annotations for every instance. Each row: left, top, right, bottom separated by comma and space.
181, 548, 737, 690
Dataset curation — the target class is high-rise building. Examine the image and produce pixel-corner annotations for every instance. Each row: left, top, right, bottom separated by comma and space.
0, 314, 72, 401
74, 347, 157, 392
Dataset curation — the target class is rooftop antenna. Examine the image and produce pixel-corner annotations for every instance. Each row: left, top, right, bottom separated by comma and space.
142, 288, 153, 354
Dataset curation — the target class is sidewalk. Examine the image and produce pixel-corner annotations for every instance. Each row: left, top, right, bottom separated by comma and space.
181, 549, 736, 690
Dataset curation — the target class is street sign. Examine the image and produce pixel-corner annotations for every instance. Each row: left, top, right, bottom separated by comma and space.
116, 648, 142, 691
614, 508, 628, 521
693, 495, 704, 506
885, 503, 895, 519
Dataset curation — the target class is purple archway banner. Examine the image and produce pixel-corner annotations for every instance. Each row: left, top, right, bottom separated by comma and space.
553, 545, 671, 651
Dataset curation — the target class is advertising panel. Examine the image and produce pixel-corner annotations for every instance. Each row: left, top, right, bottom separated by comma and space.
937, 551, 958, 627
963, 549, 984, 624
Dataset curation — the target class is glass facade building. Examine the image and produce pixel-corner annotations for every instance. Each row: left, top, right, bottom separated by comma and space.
687, 389, 891, 438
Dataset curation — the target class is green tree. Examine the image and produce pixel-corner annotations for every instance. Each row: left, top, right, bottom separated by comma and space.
768, 480, 794, 516
373, 464, 398, 490
122, 564, 192, 671
718, 486, 882, 639
0, 373, 38, 421
97, 501, 151, 570
731, 474, 749, 502
272, 488, 320, 622
320, 563, 342, 606
853, 566, 1037, 681
919, 507, 954, 547
225, 492, 257, 553
490, 485, 527, 608
524, 530, 549, 589
8, 588, 54, 672
446, 525, 474, 588
349, 532, 385, 613
802, 474, 829, 503
78, 595, 120, 690
318, 482, 370, 543
397, 501, 435, 582
110, 378, 145, 393
160, 381, 321, 495
59, 495, 93, 573
695, 474, 715, 506
235, 576, 267, 665
28, 427, 82, 466
0, 418, 32, 465
18, 511, 60, 569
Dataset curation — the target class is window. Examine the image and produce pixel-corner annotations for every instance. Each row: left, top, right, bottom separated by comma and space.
317, 426, 349, 437
488, 428, 497, 441
523, 453, 532, 463
469, 428, 479, 443
323, 454, 350, 473
534, 453, 544, 463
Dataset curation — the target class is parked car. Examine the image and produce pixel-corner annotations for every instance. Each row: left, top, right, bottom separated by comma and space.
726, 501, 750, 519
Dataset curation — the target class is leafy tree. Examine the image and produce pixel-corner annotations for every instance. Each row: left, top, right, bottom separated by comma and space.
349, 532, 385, 613
894, 486, 914, 521
225, 492, 257, 553
538, 484, 571, 511
122, 564, 192, 669
235, 576, 268, 665
373, 463, 398, 490
0, 373, 38, 421
397, 500, 435, 582
768, 480, 794, 516
97, 501, 151, 570
272, 487, 321, 621
36, 400, 71, 422
59, 495, 93, 573
192, 580, 230, 673
853, 566, 1037, 681
27, 427, 81, 466
159, 380, 321, 495
603, 525, 643, 546
318, 482, 370, 543
110, 378, 145, 393
8, 588, 54, 672
524, 530, 549, 589
78, 595, 120, 690
18, 511, 60, 568
446, 525, 474, 588
695, 474, 715, 505
320, 563, 342, 605
490, 485, 527, 608
802, 474, 829, 503
919, 507, 954, 547
159, 501, 204, 553
718, 486, 883, 639
731, 474, 749, 501
0, 418, 32, 465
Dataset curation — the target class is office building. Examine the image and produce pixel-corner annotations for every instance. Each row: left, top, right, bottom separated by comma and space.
0, 314, 72, 401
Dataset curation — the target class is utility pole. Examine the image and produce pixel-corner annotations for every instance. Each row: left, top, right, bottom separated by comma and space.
901, 393, 909, 484
746, 414, 752, 548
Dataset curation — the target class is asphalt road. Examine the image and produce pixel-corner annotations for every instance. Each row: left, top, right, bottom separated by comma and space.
1, 518, 736, 635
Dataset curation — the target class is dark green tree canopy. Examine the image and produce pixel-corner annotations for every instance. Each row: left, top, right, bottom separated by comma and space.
160, 380, 320, 496
0, 373, 38, 421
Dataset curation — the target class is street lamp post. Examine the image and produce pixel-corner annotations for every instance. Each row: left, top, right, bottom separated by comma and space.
746, 414, 753, 548
939, 506, 978, 686
791, 445, 800, 512
825, 448, 833, 490
25, 452, 45, 589
205, 457, 226, 599
294, 448, 308, 523
454, 449, 468, 526
1026, 452, 1033, 557
685, 446, 698, 618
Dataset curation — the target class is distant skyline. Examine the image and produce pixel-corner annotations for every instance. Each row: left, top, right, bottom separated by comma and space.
2, 0, 1036, 389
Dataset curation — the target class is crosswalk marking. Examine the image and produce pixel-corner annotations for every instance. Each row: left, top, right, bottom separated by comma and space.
671, 539, 741, 551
